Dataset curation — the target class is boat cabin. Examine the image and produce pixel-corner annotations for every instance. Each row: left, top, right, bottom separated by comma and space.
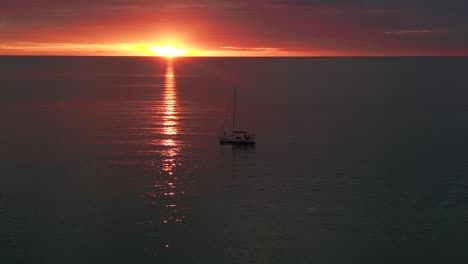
219, 131, 256, 144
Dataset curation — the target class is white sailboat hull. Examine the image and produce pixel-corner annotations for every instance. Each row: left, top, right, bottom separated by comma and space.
219, 136, 256, 144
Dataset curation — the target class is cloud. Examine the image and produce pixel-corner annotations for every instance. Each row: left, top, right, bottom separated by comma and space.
219, 46, 281, 52
0, 41, 147, 55
384, 29, 451, 35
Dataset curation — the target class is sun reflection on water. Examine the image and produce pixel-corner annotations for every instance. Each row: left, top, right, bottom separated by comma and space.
160, 61, 182, 178
143, 60, 186, 255
162, 62, 178, 139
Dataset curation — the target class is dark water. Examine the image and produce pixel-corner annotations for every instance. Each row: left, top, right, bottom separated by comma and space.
1, 56, 468, 263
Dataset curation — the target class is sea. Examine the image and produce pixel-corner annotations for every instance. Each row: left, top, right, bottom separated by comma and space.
1, 56, 468, 263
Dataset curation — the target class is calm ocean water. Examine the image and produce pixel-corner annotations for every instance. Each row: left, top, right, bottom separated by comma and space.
1, 56, 468, 263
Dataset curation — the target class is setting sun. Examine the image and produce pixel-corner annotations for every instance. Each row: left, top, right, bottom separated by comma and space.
148, 44, 188, 57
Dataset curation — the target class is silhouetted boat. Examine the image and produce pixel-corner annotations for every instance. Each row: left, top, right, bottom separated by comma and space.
219, 88, 256, 144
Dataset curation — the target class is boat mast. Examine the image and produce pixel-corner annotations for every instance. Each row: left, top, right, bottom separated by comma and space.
232, 87, 236, 133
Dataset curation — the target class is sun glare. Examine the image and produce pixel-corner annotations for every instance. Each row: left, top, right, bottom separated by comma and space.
148, 44, 187, 57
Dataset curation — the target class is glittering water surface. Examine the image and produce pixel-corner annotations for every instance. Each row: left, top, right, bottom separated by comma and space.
1, 57, 468, 263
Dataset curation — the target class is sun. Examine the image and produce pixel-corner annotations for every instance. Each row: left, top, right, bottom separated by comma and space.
148, 43, 188, 57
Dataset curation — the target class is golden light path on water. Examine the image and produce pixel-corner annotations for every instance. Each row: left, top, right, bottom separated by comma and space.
161, 60, 180, 175
162, 59, 182, 205
144, 59, 186, 254
156, 59, 185, 235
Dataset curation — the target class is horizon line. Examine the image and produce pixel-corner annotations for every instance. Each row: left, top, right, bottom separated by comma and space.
1, 54, 467, 58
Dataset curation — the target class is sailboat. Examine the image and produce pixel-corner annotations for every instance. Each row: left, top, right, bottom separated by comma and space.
219, 88, 256, 144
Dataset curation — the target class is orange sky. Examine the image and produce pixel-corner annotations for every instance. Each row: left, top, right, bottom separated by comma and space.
1, 1, 468, 56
